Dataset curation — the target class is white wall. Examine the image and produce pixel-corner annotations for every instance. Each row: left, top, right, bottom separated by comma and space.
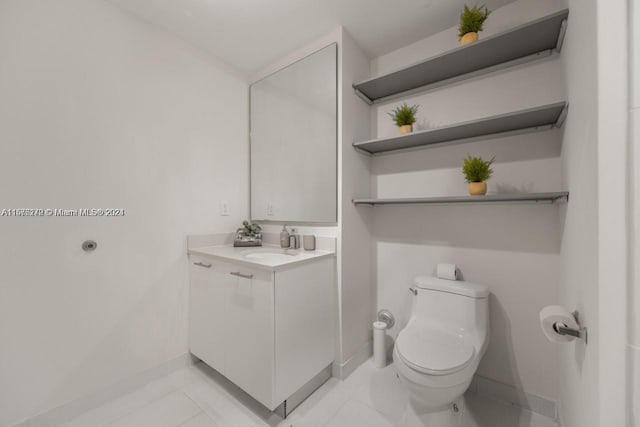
370, 0, 566, 402
556, 0, 630, 424
595, 0, 628, 424
556, 1, 599, 424
338, 30, 374, 371
0, 1, 249, 425
554, 0, 631, 424
632, 0, 640, 422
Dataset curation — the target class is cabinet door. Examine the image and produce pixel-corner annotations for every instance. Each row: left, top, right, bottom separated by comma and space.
274, 257, 335, 404
188, 256, 230, 371
223, 265, 275, 409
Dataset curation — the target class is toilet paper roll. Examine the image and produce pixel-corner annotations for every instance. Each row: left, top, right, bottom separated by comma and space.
436, 263, 458, 281
539, 305, 579, 343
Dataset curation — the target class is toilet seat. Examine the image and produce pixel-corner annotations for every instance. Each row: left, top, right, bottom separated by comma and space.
395, 323, 475, 376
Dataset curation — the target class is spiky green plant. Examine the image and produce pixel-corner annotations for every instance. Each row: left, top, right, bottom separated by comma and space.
458, 4, 491, 38
241, 220, 262, 237
387, 103, 419, 127
462, 155, 494, 183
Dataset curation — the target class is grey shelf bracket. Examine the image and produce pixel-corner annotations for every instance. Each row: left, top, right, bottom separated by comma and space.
352, 9, 569, 104
353, 102, 567, 155
352, 192, 570, 206
353, 87, 373, 105
368, 50, 555, 106
555, 19, 568, 52
364, 125, 553, 157
555, 103, 569, 128
353, 146, 373, 156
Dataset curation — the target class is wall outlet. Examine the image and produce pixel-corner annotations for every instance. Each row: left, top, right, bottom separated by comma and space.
267, 202, 274, 216
220, 201, 229, 216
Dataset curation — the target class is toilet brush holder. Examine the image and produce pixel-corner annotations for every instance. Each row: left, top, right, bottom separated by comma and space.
373, 309, 395, 368
373, 322, 387, 368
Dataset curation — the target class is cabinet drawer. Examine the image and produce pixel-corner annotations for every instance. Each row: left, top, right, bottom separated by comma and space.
190, 256, 273, 283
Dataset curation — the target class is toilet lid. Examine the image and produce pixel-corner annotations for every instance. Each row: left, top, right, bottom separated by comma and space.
396, 324, 474, 376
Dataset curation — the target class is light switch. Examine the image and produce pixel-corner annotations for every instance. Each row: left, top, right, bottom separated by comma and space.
220, 201, 229, 216
267, 202, 274, 216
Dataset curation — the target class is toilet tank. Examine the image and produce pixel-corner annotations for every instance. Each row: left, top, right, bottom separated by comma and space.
413, 276, 490, 340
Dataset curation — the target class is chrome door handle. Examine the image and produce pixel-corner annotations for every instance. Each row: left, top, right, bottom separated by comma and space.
230, 271, 254, 279
193, 261, 212, 268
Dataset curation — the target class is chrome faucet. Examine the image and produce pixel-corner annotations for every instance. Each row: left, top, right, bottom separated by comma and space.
288, 228, 300, 249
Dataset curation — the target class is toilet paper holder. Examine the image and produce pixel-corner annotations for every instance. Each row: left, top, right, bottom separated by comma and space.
553, 311, 588, 343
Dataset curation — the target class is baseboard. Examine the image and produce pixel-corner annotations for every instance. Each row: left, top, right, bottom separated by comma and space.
13, 353, 197, 427
331, 340, 372, 380
274, 364, 332, 418
468, 374, 558, 421
556, 401, 566, 427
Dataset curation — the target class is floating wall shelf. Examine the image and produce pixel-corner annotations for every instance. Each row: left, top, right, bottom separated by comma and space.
353, 192, 569, 206
353, 102, 567, 155
353, 9, 569, 104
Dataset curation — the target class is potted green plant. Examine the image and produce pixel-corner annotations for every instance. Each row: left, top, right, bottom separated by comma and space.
241, 220, 261, 237
387, 103, 419, 134
233, 220, 263, 247
458, 4, 491, 46
462, 155, 494, 195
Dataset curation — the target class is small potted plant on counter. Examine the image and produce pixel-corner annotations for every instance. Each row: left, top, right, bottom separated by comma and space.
233, 220, 263, 247
463, 155, 494, 195
458, 4, 491, 46
388, 103, 419, 134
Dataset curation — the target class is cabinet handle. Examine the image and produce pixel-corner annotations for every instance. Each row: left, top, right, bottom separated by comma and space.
230, 271, 254, 279
193, 261, 212, 268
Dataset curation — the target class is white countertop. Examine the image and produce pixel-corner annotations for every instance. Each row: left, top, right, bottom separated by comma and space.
188, 244, 335, 272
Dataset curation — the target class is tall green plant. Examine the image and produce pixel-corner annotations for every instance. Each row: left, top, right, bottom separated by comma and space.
458, 4, 491, 38
387, 103, 419, 127
462, 155, 494, 183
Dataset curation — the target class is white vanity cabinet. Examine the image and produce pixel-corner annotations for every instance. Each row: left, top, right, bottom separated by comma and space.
188, 253, 335, 411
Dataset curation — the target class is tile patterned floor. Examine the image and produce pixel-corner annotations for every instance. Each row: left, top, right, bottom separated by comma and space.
61, 359, 558, 427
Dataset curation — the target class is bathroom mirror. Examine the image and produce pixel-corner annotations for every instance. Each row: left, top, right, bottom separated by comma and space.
250, 43, 337, 223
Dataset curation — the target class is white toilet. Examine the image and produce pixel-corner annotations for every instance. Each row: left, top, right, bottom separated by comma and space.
393, 276, 490, 426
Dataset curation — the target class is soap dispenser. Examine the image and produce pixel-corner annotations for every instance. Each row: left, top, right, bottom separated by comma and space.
280, 225, 290, 248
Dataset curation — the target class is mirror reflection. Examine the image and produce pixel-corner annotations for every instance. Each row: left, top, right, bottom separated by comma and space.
250, 43, 337, 223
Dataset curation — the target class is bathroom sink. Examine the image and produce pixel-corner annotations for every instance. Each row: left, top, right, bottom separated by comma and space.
243, 250, 301, 263
189, 243, 334, 271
